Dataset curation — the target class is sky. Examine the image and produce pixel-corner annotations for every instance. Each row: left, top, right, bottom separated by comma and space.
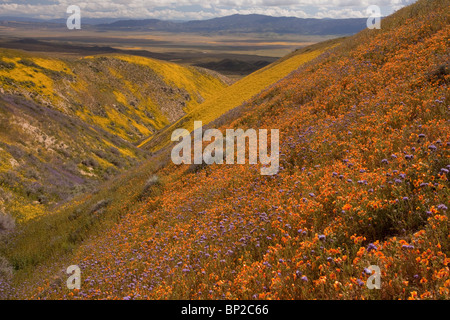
0, 0, 419, 21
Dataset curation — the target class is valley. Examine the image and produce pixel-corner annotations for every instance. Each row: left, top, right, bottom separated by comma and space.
0, 0, 449, 301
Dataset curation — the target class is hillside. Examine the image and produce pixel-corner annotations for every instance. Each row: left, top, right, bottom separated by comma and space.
139, 40, 340, 152
0, 50, 228, 142
0, 50, 228, 222
2, 0, 450, 300
0, 38, 278, 78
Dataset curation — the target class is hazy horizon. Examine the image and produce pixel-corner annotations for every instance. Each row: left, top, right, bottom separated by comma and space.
0, 0, 418, 21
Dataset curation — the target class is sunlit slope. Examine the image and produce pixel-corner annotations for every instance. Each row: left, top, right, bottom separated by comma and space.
0, 50, 228, 221
0, 94, 145, 222
115, 55, 230, 113
15, 0, 450, 300
0, 50, 229, 143
138, 41, 337, 151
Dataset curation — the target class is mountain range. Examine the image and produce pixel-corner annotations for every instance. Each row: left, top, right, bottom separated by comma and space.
0, 14, 367, 35
98, 14, 368, 35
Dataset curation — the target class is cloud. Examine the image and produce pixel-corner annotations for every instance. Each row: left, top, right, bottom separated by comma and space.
0, 0, 419, 20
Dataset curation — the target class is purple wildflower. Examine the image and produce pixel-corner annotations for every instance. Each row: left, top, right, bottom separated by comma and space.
367, 243, 377, 252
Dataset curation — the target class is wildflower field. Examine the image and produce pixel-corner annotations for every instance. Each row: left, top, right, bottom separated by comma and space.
1, 0, 449, 300
138, 41, 334, 151
0, 49, 228, 223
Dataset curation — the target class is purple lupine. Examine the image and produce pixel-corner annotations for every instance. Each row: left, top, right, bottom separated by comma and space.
363, 268, 372, 275
367, 243, 377, 252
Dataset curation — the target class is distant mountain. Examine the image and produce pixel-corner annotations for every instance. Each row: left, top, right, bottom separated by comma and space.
97, 14, 368, 35
182, 14, 367, 34
101, 18, 177, 30
0, 16, 44, 23
0, 14, 367, 35
0, 16, 122, 25
49, 18, 123, 25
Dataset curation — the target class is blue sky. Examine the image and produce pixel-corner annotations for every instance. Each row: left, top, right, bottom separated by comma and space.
0, 0, 418, 20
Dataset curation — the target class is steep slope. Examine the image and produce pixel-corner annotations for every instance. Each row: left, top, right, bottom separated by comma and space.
4, 0, 450, 300
139, 40, 340, 152
0, 93, 145, 222
0, 50, 228, 221
0, 50, 228, 142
